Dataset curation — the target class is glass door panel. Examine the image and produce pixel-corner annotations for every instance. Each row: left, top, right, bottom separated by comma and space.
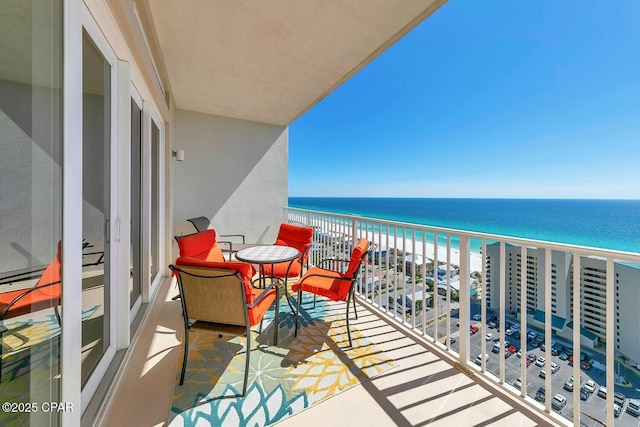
81, 30, 111, 385
0, 1, 63, 425
150, 120, 160, 282
130, 98, 142, 310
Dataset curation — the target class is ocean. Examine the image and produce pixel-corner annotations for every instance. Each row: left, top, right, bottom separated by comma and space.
288, 198, 640, 254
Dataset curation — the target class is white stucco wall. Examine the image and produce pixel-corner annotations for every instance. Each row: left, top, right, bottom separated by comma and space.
173, 109, 288, 256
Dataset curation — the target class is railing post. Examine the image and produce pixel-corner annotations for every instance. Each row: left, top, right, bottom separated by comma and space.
459, 235, 471, 368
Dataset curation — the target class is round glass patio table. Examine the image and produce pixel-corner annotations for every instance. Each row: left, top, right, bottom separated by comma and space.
235, 245, 300, 313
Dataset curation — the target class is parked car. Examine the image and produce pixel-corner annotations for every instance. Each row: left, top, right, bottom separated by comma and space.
475, 354, 489, 365
516, 349, 522, 358
559, 352, 568, 361
472, 313, 481, 321
527, 330, 538, 341
526, 359, 532, 367
552, 394, 567, 411
539, 370, 546, 379
485, 333, 493, 341
505, 329, 513, 336
535, 356, 546, 367
535, 387, 546, 402
580, 360, 592, 370
508, 345, 517, 354
584, 380, 597, 393
487, 321, 497, 328
513, 377, 522, 388
614, 391, 626, 407
470, 325, 479, 334
564, 377, 575, 392
527, 353, 537, 362
614, 404, 622, 418
626, 399, 640, 417
579, 388, 589, 401
550, 362, 559, 373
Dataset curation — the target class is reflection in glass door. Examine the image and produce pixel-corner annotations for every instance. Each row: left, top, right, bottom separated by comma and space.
150, 121, 160, 282
130, 97, 142, 311
81, 30, 111, 385
0, 1, 63, 425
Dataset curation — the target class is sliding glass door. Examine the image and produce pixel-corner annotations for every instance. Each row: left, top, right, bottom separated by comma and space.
130, 94, 142, 313
81, 29, 113, 386
0, 1, 63, 425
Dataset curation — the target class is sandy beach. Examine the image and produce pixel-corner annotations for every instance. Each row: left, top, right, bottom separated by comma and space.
354, 230, 483, 273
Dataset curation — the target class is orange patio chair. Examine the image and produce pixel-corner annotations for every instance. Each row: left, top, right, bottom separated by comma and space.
169, 257, 279, 396
173, 230, 256, 301
262, 223, 314, 282
292, 238, 370, 346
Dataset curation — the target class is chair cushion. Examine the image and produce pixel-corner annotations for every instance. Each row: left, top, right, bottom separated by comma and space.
175, 257, 254, 303
346, 238, 369, 277
262, 224, 313, 279
292, 267, 353, 302
1, 243, 62, 320
177, 230, 225, 262
247, 287, 277, 326
0, 284, 62, 320
262, 259, 302, 278
276, 224, 313, 250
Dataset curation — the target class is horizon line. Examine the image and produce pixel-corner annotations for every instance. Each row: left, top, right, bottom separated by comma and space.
288, 196, 640, 201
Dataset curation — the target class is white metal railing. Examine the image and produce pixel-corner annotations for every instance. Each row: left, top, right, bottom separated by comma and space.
285, 206, 640, 427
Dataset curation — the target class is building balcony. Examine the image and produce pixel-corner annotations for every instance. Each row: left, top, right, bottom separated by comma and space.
97, 207, 640, 426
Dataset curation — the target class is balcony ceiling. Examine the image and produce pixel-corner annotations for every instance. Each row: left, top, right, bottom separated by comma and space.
142, 0, 446, 126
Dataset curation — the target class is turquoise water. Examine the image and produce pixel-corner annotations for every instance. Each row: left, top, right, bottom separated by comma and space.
288, 198, 640, 254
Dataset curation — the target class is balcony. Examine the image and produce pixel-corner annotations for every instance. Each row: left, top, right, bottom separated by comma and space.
99, 207, 640, 426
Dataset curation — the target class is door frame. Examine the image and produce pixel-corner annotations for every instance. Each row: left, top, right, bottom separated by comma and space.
79, 4, 119, 412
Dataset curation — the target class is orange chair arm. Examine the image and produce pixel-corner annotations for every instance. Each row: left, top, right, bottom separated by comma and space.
248, 282, 278, 308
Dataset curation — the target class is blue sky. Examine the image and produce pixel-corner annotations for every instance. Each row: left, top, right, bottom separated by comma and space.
289, 1, 640, 199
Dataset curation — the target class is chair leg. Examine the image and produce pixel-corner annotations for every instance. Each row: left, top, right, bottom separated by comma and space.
274, 286, 279, 345
295, 288, 302, 337
345, 293, 353, 347
352, 293, 358, 320
0, 327, 5, 383
242, 328, 251, 396
54, 306, 62, 326
179, 326, 189, 385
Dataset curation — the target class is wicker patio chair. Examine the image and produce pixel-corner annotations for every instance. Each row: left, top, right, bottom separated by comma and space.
169, 257, 278, 396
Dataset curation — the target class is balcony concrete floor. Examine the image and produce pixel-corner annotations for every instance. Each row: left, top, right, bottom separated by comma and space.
98, 277, 558, 427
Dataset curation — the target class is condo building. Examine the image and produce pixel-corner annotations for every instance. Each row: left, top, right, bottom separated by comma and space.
485, 242, 640, 362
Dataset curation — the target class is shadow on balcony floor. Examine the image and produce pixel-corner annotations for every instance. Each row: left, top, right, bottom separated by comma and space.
99, 278, 557, 427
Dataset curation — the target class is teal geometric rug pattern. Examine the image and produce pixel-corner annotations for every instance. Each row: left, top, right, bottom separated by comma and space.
169, 295, 395, 426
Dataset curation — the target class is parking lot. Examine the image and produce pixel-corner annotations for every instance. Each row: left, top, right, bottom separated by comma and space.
442, 307, 640, 426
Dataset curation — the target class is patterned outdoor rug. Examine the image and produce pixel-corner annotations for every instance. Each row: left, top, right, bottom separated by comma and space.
169, 295, 395, 426
1, 305, 101, 379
